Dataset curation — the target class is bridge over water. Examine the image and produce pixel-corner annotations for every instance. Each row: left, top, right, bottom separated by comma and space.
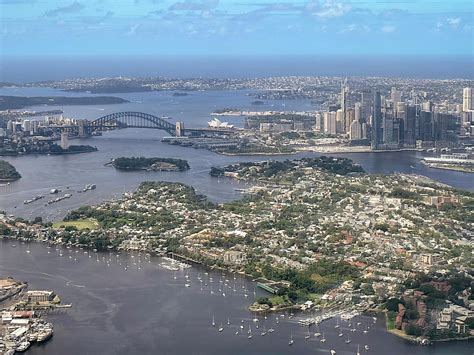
76, 111, 235, 137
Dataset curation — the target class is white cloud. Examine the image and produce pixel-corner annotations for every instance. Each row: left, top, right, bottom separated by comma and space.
447, 17, 461, 27
307, 0, 351, 19
382, 24, 396, 33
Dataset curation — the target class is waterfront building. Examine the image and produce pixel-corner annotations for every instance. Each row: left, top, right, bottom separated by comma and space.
349, 120, 362, 140
463, 87, 473, 112
60, 132, 69, 149
25, 290, 55, 303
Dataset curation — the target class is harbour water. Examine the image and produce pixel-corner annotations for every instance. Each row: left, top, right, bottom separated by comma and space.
0, 87, 472, 221
1, 87, 473, 354
0, 240, 472, 355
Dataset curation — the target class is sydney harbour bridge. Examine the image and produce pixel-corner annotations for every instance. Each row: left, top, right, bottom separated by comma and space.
68, 111, 235, 137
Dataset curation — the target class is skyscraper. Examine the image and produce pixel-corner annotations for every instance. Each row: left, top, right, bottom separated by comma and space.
463, 87, 473, 112
404, 105, 416, 146
371, 91, 383, 149
323, 112, 337, 135
360, 89, 372, 123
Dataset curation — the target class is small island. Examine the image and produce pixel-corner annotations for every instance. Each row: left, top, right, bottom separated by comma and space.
49, 144, 98, 155
251, 100, 265, 105
111, 157, 190, 171
0, 160, 21, 182
172, 92, 189, 97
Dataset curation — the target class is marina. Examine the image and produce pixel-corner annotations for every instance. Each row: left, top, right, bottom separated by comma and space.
0, 239, 471, 354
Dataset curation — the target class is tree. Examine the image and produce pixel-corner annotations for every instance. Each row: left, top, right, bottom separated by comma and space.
386, 298, 403, 312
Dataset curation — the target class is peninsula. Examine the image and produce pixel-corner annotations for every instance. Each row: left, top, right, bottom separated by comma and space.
1, 157, 473, 343
0, 160, 21, 182
0, 95, 129, 110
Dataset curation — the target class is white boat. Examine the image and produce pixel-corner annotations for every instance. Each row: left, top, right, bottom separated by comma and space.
227, 317, 231, 325
320, 332, 326, 343
248, 325, 253, 339
260, 326, 267, 336
36, 328, 53, 342
218, 322, 224, 332
15, 341, 31, 352
364, 345, 369, 351
335, 318, 340, 328
288, 333, 294, 346
305, 328, 311, 339
357, 344, 361, 355
330, 350, 336, 355
212, 316, 215, 327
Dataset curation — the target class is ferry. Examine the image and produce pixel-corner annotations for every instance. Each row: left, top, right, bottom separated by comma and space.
83, 184, 96, 192
24, 195, 44, 204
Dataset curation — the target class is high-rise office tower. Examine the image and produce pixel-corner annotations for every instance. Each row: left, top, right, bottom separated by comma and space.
463, 87, 473, 112
336, 109, 344, 134
419, 111, 434, 141
354, 102, 362, 122
371, 91, 383, 149
345, 108, 354, 133
383, 107, 396, 145
349, 120, 362, 140
405, 105, 416, 146
323, 112, 337, 135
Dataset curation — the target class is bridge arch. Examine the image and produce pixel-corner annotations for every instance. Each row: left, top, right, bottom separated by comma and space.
88, 111, 176, 136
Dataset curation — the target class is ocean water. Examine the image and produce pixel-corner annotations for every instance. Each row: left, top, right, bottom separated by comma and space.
1, 55, 473, 83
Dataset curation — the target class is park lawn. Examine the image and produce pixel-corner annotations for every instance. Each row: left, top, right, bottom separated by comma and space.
52, 218, 99, 230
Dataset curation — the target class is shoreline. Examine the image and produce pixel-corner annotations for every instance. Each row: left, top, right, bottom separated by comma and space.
215, 146, 423, 156
422, 163, 474, 174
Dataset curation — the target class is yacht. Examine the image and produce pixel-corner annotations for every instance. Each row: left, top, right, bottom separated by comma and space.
320, 332, 326, 343
260, 326, 267, 336
357, 344, 361, 355
212, 316, 215, 327
218, 322, 224, 332
227, 317, 231, 325
288, 333, 294, 346
15, 341, 31, 352
335, 318, 340, 328
248, 325, 253, 339
364, 345, 369, 350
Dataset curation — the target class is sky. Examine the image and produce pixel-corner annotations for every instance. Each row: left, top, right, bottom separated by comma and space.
1, 0, 473, 57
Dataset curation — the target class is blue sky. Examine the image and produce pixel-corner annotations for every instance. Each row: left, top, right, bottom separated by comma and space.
1, 0, 473, 57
